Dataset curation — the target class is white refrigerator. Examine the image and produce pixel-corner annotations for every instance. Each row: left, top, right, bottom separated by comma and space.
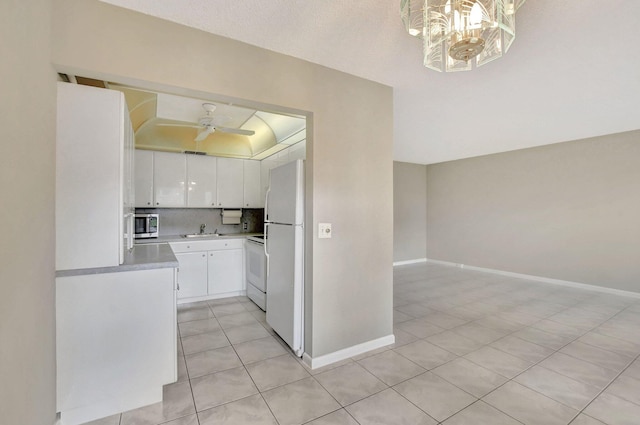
56, 82, 135, 271
265, 159, 305, 357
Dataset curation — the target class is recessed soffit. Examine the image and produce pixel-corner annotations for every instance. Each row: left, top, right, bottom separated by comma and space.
111, 84, 305, 159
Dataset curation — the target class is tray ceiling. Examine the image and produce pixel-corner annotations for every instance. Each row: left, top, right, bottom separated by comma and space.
100, 0, 640, 164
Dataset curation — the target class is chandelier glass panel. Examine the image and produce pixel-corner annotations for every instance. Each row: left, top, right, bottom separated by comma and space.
401, 0, 526, 72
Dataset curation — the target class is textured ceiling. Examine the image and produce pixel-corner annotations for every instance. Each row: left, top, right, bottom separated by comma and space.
100, 0, 640, 164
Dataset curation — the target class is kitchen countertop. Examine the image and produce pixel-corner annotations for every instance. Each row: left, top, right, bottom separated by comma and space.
56, 243, 179, 278
135, 232, 263, 245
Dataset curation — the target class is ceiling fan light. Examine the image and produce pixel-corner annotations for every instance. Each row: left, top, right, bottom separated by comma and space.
400, 0, 526, 72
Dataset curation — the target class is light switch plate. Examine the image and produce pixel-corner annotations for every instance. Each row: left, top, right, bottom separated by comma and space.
318, 223, 332, 239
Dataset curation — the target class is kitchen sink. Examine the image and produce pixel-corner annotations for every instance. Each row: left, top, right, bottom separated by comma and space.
182, 233, 220, 238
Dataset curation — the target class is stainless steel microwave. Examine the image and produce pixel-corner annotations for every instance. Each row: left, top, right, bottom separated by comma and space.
134, 214, 159, 239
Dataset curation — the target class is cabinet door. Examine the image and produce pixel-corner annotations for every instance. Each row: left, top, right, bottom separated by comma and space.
134, 150, 154, 207
175, 252, 208, 299
187, 155, 217, 207
154, 152, 186, 207
243, 160, 262, 208
216, 157, 244, 208
56, 268, 176, 420
208, 249, 244, 295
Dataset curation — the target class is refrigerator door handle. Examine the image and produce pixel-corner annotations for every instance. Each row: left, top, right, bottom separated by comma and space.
264, 187, 271, 221
129, 213, 135, 251
124, 213, 134, 252
264, 222, 270, 277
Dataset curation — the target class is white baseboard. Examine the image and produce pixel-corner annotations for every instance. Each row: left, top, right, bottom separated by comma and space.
177, 290, 246, 305
302, 334, 395, 370
393, 258, 427, 266
426, 258, 640, 299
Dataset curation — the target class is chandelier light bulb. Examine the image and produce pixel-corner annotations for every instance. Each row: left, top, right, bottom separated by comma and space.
400, 0, 526, 72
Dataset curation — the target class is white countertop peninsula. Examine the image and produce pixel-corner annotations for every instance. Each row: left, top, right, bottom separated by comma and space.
56, 242, 178, 277
56, 243, 179, 425
134, 232, 262, 245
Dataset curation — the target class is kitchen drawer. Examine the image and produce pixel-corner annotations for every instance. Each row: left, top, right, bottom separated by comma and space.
247, 283, 266, 311
170, 238, 244, 253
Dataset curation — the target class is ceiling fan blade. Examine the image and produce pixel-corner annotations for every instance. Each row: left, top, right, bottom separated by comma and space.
216, 127, 255, 136
158, 123, 201, 129
194, 127, 214, 142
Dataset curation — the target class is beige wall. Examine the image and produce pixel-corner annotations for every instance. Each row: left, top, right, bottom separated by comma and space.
0, 1, 57, 424
52, 0, 394, 357
426, 131, 640, 292
393, 162, 427, 262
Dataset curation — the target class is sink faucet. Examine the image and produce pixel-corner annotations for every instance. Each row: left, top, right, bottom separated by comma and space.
199, 224, 206, 235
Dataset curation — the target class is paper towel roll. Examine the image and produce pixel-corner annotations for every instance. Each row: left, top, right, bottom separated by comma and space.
221, 209, 242, 224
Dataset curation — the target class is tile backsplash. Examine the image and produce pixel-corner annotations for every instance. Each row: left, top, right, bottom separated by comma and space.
136, 208, 264, 236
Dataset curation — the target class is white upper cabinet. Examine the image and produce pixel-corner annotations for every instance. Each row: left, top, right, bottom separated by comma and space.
216, 157, 244, 208
187, 155, 217, 207
132, 147, 304, 210
243, 160, 262, 208
135, 150, 154, 207
153, 151, 186, 208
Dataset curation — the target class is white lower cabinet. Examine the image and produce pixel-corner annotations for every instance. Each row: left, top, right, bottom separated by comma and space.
171, 239, 245, 302
175, 252, 208, 299
208, 248, 244, 296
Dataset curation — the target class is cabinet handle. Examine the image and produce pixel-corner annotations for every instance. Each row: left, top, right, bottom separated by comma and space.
147, 202, 151, 205
202, 254, 205, 257
156, 202, 159, 205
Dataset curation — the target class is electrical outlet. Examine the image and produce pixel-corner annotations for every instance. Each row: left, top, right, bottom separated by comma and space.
318, 223, 332, 239
243, 222, 248, 231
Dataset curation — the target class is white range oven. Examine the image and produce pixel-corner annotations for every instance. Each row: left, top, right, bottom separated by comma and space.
246, 235, 267, 311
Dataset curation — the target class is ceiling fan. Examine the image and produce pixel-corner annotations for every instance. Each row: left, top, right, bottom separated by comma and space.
158, 103, 255, 142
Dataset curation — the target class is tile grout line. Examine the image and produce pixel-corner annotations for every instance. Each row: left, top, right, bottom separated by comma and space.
564, 304, 640, 424
566, 350, 640, 424
183, 307, 202, 425
386, 386, 441, 424
464, 297, 632, 413
393, 265, 640, 425
183, 300, 253, 424
217, 300, 284, 425
140, 267, 639, 425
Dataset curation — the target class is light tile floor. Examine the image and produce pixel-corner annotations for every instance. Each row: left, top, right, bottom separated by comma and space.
85, 263, 640, 425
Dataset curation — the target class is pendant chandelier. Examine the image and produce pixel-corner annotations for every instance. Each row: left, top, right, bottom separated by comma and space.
400, 0, 526, 72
